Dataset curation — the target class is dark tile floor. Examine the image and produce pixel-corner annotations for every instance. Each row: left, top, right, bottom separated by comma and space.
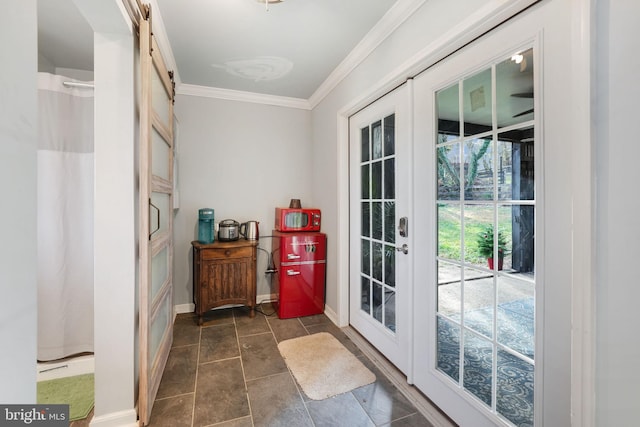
147, 304, 435, 427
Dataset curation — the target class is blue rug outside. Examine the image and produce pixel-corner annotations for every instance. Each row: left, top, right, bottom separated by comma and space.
438, 298, 534, 427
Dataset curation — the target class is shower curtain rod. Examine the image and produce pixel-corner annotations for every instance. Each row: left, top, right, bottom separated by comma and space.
63, 81, 94, 89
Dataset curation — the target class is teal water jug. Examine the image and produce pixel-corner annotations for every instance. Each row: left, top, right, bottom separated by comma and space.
198, 208, 215, 244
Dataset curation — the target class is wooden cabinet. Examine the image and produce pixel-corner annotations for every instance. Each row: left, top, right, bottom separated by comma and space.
192, 240, 258, 325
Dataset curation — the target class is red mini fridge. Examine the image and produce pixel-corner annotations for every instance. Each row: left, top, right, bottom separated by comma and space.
272, 231, 326, 319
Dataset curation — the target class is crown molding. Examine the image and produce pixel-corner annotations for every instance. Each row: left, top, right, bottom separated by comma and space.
144, 0, 424, 110
307, 0, 426, 109
176, 84, 311, 110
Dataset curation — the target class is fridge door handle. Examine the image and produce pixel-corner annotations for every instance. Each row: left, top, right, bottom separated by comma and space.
287, 254, 301, 260
286, 269, 301, 276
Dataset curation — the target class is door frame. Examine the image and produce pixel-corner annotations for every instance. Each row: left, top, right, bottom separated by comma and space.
348, 83, 413, 377
334, 0, 594, 424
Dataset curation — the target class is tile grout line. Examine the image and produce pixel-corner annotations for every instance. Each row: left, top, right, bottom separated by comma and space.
258, 310, 315, 426
198, 355, 242, 366
271, 316, 317, 427
205, 415, 253, 427
296, 317, 319, 427
190, 322, 202, 427
236, 330, 273, 339
342, 326, 455, 427
234, 308, 256, 427
154, 391, 195, 402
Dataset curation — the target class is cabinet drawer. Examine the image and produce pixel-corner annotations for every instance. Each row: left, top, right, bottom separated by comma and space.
201, 246, 253, 260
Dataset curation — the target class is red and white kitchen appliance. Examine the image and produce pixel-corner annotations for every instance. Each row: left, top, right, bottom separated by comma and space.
274, 207, 321, 232
272, 231, 326, 319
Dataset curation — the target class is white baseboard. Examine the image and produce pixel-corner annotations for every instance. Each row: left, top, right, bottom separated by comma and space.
37, 354, 94, 381
323, 305, 340, 326
174, 303, 195, 315
256, 293, 277, 304
89, 409, 138, 427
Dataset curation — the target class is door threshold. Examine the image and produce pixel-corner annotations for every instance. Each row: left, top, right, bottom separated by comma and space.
342, 326, 457, 427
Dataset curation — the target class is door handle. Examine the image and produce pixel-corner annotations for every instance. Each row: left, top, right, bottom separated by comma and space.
396, 244, 409, 254
286, 270, 301, 276
149, 199, 160, 240
287, 254, 301, 260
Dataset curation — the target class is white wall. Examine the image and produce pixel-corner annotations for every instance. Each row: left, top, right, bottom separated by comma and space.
173, 95, 313, 305
73, 1, 138, 425
0, 0, 38, 404
595, 0, 640, 424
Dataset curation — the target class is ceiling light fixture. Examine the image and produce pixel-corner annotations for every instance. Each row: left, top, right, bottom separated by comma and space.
258, 0, 282, 12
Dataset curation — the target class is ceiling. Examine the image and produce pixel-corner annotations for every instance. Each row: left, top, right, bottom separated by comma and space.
38, 0, 400, 101
37, 0, 534, 122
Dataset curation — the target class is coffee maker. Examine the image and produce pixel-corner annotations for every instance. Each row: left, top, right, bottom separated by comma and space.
198, 208, 215, 244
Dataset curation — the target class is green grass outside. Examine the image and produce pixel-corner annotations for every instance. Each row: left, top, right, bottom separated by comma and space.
437, 203, 512, 264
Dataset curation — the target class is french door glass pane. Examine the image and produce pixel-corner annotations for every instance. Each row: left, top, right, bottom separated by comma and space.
463, 331, 492, 406
384, 201, 395, 243
497, 350, 534, 426
437, 261, 461, 315
435, 51, 535, 425
372, 162, 382, 199
463, 68, 492, 136
361, 202, 370, 237
373, 282, 383, 322
498, 204, 535, 273
463, 266, 494, 339
437, 316, 460, 381
385, 244, 395, 287
361, 165, 370, 199
361, 277, 371, 313
359, 114, 397, 333
384, 289, 396, 331
437, 83, 460, 140
372, 241, 383, 282
497, 275, 534, 358
361, 239, 370, 275
437, 143, 461, 200
361, 127, 370, 162
384, 114, 395, 156
496, 48, 534, 128
384, 158, 395, 199
372, 202, 382, 240
463, 204, 493, 269
438, 203, 461, 260
498, 127, 535, 201
464, 138, 494, 200
372, 120, 382, 159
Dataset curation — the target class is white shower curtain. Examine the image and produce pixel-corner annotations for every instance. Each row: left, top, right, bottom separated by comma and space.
37, 73, 94, 361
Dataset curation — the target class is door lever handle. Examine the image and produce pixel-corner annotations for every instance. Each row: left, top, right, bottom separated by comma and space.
396, 244, 409, 254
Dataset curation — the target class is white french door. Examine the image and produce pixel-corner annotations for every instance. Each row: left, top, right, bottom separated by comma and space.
138, 5, 175, 425
412, 1, 573, 426
349, 84, 412, 374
